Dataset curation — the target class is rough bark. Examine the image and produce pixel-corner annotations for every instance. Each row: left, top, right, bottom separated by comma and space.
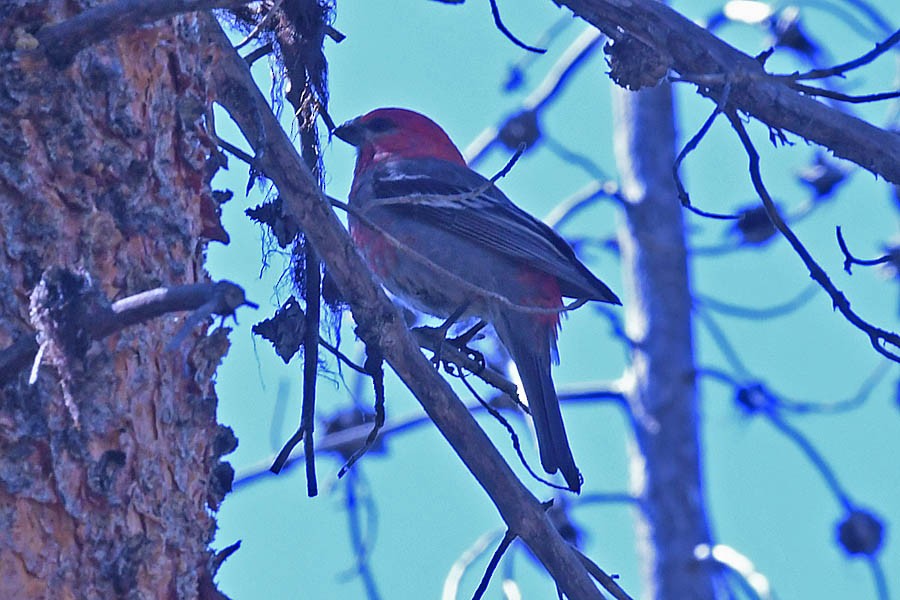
0, 3, 231, 598
612, 82, 715, 598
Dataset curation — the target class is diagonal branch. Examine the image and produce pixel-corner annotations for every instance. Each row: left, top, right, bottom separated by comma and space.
554, 0, 900, 183
201, 14, 607, 599
789, 28, 900, 80
726, 111, 900, 362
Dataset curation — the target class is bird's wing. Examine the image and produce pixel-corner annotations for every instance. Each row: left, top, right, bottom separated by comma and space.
366, 158, 620, 304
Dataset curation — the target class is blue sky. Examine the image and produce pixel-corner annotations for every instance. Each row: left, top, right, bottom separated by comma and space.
207, 1, 899, 597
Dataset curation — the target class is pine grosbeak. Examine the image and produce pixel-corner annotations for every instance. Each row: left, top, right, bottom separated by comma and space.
335, 108, 620, 492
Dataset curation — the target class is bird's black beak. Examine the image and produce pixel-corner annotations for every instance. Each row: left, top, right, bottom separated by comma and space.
333, 117, 364, 147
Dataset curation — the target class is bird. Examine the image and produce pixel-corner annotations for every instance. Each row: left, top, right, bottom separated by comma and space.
334, 108, 620, 492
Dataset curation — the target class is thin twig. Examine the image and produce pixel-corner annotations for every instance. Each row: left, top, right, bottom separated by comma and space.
700, 357, 888, 417
269, 426, 303, 475
457, 370, 569, 491
465, 27, 603, 165
503, 16, 574, 91
543, 133, 612, 181
233, 380, 627, 489
672, 85, 741, 220
543, 180, 624, 230
764, 409, 855, 511
867, 556, 889, 600
571, 546, 627, 599
320, 336, 368, 375
441, 530, 506, 600
694, 283, 818, 320
342, 471, 383, 600
578, 492, 642, 508
490, 144, 527, 183
776, 361, 890, 414
487, 0, 545, 54
301, 245, 321, 497
841, 0, 894, 34
790, 83, 900, 104
243, 41, 274, 66
694, 310, 753, 380
338, 344, 386, 478
727, 110, 900, 362
472, 531, 517, 600
836, 226, 893, 274
218, 138, 256, 165
694, 544, 772, 600
787, 28, 900, 80
234, 0, 283, 49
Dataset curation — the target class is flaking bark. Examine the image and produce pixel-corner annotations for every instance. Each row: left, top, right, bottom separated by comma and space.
0, 3, 231, 598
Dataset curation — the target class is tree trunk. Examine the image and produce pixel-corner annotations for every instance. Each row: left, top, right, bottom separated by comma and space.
0, 4, 231, 598
612, 82, 716, 598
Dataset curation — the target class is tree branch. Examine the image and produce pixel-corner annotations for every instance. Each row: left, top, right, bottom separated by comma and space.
36, 0, 249, 65
0, 280, 253, 383
202, 15, 606, 599
554, 0, 900, 183
726, 111, 900, 362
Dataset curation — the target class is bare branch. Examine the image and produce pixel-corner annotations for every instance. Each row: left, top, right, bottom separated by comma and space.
442, 530, 506, 600
789, 28, 900, 80
836, 226, 893, 274
543, 179, 624, 230
488, 0, 546, 54
234, 380, 626, 490
790, 83, 900, 104
572, 547, 632, 600
763, 402, 855, 510
472, 531, 518, 600
557, 0, 900, 183
464, 27, 603, 165
36, 0, 249, 65
337, 346, 386, 478
457, 371, 570, 491
342, 472, 382, 600
673, 106, 741, 220
727, 111, 900, 363
204, 15, 606, 598
234, 0, 283, 50
868, 558, 890, 600
503, 16, 575, 91
319, 336, 368, 375
0, 280, 254, 383
695, 283, 819, 320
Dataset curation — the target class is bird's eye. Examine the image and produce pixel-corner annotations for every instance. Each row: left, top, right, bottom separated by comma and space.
366, 117, 394, 133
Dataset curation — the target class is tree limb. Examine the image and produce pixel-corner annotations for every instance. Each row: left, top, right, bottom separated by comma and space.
202, 14, 607, 600
0, 280, 253, 383
554, 0, 900, 183
36, 0, 249, 65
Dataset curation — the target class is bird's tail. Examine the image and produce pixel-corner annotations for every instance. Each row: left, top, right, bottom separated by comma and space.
496, 315, 582, 493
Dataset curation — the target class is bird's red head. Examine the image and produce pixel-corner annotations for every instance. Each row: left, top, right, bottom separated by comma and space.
334, 108, 466, 175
